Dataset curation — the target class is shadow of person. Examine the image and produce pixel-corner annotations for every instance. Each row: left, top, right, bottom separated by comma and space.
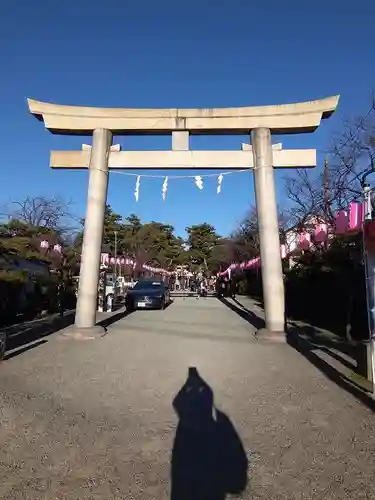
171, 367, 248, 500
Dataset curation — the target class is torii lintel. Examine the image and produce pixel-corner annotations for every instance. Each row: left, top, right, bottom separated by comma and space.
27, 95, 339, 135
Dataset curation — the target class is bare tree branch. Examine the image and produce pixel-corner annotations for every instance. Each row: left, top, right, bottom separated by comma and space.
5, 196, 78, 234
284, 101, 375, 229
231, 204, 290, 257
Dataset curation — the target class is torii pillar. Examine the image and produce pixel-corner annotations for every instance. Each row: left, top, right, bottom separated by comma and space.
252, 129, 285, 335
27, 95, 339, 340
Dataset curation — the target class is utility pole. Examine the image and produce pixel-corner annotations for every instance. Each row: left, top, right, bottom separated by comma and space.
361, 158, 375, 399
113, 230, 118, 303
323, 157, 329, 250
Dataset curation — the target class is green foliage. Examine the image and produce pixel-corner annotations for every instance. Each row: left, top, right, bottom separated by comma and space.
185, 223, 221, 271
102, 205, 123, 244
287, 233, 362, 278
74, 207, 188, 270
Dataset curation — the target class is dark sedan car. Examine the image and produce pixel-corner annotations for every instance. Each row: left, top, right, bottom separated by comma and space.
125, 280, 170, 311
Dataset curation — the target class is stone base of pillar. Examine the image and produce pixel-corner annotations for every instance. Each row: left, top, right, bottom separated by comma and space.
60, 325, 106, 341
254, 327, 287, 343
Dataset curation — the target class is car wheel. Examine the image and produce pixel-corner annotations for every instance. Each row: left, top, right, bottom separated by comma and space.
160, 298, 165, 310
126, 302, 135, 312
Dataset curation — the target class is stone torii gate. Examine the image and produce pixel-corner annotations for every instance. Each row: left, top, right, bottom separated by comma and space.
28, 95, 339, 340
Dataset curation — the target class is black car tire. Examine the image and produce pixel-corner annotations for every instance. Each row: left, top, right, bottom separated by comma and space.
126, 302, 135, 312
160, 298, 165, 310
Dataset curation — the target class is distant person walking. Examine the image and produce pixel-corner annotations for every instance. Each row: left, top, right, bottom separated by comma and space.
199, 279, 207, 297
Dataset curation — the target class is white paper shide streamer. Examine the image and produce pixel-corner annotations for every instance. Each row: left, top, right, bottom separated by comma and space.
194, 175, 204, 190
134, 175, 141, 202
217, 173, 223, 194
162, 176, 168, 201
109, 167, 251, 202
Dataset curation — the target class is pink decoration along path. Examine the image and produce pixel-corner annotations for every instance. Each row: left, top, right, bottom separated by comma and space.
218, 202, 364, 277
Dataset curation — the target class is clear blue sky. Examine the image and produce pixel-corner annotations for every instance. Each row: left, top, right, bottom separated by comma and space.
1, 0, 374, 237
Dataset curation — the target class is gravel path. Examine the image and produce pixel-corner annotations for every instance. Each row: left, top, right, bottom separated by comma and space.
0, 297, 374, 499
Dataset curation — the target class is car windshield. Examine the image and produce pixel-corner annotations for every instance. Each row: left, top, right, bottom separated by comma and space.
133, 280, 163, 290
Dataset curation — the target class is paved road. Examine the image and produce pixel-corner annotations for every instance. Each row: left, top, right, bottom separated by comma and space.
0, 297, 374, 499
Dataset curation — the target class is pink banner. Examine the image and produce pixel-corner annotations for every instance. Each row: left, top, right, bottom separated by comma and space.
299, 232, 311, 250
348, 202, 364, 232
314, 223, 328, 243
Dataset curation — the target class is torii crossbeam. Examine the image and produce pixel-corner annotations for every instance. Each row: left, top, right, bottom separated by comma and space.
28, 95, 339, 341
50, 146, 316, 170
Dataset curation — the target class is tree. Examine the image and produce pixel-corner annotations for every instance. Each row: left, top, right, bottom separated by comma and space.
155, 233, 186, 269
284, 102, 375, 228
0, 196, 80, 273
3, 195, 76, 234
185, 223, 220, 272
232, 207, 261, 255
231, 205, 289, 256
124, 214, 142, 235
330, 103, 375, 205
207, 238, 240, 273
75, 206, 187, 270
277, 105, 375, 342
284, 169, 330, 226
74, 204, 124, 251
102, 204, 123, 245
130, 221, 185, 269
0, 219, 58, 260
